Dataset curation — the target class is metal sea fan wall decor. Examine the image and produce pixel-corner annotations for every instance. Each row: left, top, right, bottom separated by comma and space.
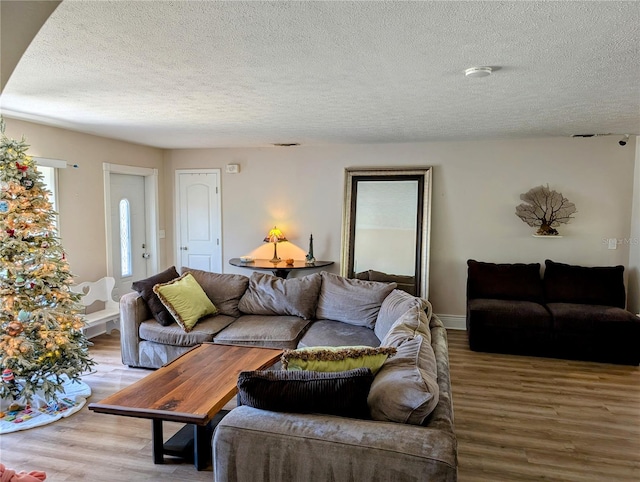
515, 184, 576, 236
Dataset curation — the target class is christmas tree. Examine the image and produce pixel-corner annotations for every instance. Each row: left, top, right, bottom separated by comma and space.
0, 119, 94, 402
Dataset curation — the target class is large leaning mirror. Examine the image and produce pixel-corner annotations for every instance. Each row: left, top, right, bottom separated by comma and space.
341, 167, 432, 298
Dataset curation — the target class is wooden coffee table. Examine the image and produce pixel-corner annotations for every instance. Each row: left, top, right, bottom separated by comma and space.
88, 343, 283, 470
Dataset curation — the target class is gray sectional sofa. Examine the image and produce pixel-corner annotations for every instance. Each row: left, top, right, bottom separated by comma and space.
119, 267, 457, 481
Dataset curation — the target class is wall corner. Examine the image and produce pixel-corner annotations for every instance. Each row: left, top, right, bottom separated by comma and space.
627, 136, 640, 313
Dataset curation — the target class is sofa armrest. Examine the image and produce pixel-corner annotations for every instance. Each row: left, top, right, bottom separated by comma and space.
213, 406, 457, 482
119, 291, 150, 367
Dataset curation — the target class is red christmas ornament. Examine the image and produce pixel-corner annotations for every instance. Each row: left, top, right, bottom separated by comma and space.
6, 228, 15, 237
16, 162, 28, 172
2, 368, 15, 382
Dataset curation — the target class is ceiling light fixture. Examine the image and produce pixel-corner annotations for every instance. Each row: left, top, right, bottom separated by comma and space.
464, 66, 492, 78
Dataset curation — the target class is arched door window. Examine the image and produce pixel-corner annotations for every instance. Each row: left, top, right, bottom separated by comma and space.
119, 198, 132, 277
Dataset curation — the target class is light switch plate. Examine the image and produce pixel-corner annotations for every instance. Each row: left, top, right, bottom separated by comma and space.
607, 238, 617, 250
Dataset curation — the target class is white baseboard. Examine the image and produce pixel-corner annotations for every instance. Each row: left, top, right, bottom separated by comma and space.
435, 314, 467, 330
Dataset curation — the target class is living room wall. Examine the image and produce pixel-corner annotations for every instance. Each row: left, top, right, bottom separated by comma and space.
166, 135, 637, 319
3, 117, 636, 319
3, 118, 166, 283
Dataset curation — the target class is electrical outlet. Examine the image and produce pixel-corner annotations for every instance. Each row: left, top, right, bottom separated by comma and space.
607, 238, 617, 250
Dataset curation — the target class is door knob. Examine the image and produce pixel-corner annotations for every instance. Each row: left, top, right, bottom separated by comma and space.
180, 246, 188, 251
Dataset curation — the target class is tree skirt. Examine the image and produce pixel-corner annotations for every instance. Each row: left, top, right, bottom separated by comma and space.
0, 376, 91, 434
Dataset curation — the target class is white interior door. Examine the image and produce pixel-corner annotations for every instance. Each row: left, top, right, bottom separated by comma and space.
176, 170, 222, 272
110, 173, 149, 298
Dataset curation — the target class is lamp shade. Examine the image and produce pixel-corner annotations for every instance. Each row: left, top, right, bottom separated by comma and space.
264, 226, 287, 243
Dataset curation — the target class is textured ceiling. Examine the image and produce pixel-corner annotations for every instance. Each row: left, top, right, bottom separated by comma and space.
1, 1, 639, 149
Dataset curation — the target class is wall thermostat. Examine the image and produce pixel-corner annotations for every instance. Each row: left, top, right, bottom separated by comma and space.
226, 164, 240, 174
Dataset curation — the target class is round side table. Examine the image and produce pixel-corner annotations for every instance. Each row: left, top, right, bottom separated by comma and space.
229, 258, 334, 278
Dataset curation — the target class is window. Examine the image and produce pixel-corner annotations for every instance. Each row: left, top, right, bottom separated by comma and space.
35, 165, 57, 212
34, 157, 65, 228
119, 198, 132, 277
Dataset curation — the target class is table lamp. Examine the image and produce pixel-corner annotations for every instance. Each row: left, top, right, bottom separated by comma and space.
263, 226, 287, 263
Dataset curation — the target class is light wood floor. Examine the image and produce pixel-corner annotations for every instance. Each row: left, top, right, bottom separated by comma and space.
1, 330, 638, 481
447, 330, 640, 482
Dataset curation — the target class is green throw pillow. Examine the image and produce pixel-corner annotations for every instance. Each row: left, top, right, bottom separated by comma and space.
153, 273, 218, 332
281, 346, 396, 375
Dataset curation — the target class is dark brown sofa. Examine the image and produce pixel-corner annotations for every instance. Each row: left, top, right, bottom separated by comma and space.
466, 259, 640, 365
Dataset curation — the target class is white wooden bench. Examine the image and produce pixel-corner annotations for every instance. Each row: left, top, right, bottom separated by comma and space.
71, 277, 120, 339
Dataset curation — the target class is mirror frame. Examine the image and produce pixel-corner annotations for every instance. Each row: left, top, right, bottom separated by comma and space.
341, 167, 432, 299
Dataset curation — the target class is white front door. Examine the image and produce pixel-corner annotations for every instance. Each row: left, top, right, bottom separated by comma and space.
110, 173, 149, 298
176, 170, 222, 272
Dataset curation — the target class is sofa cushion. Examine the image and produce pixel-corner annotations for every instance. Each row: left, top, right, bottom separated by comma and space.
375, 289, 430, 341
237, 368, 374, 419
428, 314, 455, 432
467, 298, 552, 330
281, 346, 396, 375
213, 315, 312, 349
467, 259, 543, 303
297, 319, 381, 348
315, 272, 397, 328
368, 335, 439, 425
139, 314, 236, 346
213, 405, 458, 482
238, 272, 321, 320
381, 305, 432, 345
543, 260, 626, 308
182, 267, 249, 318
153, 273, 218, 332
131, 266, 180, 327
547, 302, 640, 332
138, 341, 194, 369
368, 307, 440, 425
